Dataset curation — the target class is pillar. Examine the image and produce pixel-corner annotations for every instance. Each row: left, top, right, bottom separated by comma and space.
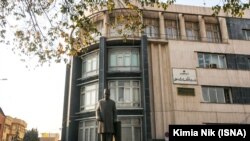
159, 12, 166, 39
178, 14, 186, 40
219, 17, 229, 43
198, 15, 206, 41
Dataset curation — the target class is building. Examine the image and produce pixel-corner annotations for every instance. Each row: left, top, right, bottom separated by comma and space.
61, 1, 250, 141
2, 116, 27, 141
0, 108, 5, 141
40, 133, 59, 141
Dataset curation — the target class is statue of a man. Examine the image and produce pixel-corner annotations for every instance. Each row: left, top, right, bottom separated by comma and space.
96, 88, 117, 141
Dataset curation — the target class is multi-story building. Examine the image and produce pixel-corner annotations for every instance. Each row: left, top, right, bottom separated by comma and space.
40, 133, 59, 141
61, 2, 250, 141
0, 108, 5, 141
2, 116, 27, 141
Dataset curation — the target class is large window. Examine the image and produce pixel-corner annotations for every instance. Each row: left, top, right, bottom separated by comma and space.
202, 87, 232, 103
109, 80, 141, 108
144, 18, 159, 38
81, 52, 99, 78
236, 55, 250, 70
243, 29, 250, 40
232, 88, 250, 104
91, 20, 103, 40
248, 58, 250, 69
202, 87, 250, 104
78, 120, 97, 141
198, 53, 227, 69
206, 23, 221, 43
120, 118, 142, 141
109, 17, 139, 37
185, 22, 199, 41
165, 20, 178, 39
108, 48, 140, 72
80, 83, 98, 111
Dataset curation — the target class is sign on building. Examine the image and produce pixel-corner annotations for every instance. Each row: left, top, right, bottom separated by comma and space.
172, 68, 197, 84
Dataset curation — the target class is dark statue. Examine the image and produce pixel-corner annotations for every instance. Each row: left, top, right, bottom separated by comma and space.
96, 88, 117, 141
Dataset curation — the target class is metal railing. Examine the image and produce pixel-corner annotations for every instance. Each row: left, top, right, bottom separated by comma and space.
90, 32, 229, 44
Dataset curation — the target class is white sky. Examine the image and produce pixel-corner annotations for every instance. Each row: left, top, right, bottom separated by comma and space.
0, 46, 66, 136
0, 0, 247, 138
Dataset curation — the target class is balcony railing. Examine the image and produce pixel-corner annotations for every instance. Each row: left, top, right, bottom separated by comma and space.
89, 31, 228, 44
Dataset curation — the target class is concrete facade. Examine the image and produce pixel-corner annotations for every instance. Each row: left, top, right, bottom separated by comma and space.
0, 108, 5, 141
40, 133, 59, 141
2, 116, 27, 141
61, 3, 250, 141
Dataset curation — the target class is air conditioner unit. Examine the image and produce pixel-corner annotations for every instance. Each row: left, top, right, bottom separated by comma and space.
209, 64, 217, 68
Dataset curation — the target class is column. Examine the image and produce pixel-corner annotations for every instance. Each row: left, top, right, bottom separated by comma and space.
67, 57, 81, 141
103, 11, 109, 37
99, 37, 107, 99
159, 12, 166, 39
141, 35, 152, 141
219, 17, 229, 43
178, 14, 186, 40
199, 15, 206, 41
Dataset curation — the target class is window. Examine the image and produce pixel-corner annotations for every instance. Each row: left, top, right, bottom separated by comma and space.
243, 29, 250, 40
108, 48, 140, 72
231, 88, 250, 104
202, 87, 232, 103
12, 125, 16, 130
177, 88, 195, 96
81, 52, 99, 78
165, 20, 178, 39
248, 58, 250, 69
206, 23, 221, 43
80, 83, 98, 111
109, 80, 141, 108
78, 120, 97, 141
185, 22, 199, 41
236, 55, 250, 70
91, 20, 103, 41
144, 18, 159, 38
109, 17, 123, 37
120, 118, 141, 141
198, 53, 227, 69
203, 87, 250, 104
109, 17, 139, 37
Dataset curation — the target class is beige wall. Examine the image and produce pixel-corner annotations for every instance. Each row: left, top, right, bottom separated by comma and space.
148, 42, 175, 139
168, 40, 250, 87
148, 39, 250, 139
2, 116, 27, 141
86, 2, 250, 140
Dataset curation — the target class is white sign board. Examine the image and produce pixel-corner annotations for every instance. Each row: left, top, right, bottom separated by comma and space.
173, 68, 197, 84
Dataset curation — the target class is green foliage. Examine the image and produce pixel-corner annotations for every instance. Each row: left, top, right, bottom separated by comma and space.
212, 0, 250, 17
23, 128, 39, 141
0, 0, 249, 65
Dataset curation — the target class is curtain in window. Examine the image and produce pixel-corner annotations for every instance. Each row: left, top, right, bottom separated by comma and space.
144, 18, 159, 38
80, 83, 98, 111
82, 52, 99, 78
109, 80, 140, 108
108, 49, 140, 72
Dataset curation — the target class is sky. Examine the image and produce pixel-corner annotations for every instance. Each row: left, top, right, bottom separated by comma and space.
0, 0, 246, 138
0, 46, 66, 136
